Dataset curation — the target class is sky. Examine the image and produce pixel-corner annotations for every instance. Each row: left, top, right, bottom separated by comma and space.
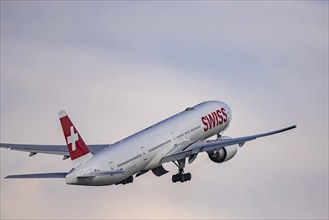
0, 1, 328, 219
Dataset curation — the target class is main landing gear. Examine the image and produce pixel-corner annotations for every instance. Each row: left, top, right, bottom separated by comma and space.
115, 176, 133, 185
172, 158, 192, 183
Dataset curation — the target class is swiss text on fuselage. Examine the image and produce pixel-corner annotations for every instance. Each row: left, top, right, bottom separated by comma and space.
201, 108, 227, 132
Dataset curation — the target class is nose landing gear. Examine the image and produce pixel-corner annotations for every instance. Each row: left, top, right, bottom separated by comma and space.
172, 158, 192, 183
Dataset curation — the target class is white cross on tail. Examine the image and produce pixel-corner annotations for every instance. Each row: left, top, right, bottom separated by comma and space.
67, 126, 79, 151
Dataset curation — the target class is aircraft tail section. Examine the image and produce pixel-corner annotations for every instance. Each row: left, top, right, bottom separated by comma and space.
58, 110, 93, 168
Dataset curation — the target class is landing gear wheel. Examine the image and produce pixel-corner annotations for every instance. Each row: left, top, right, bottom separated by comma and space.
172, 174, 179, 183
179, 174, 185, 182
185, 173, 191, 181
115, 176, 134, 185
171, 173, 192, 183
171, 159, 192, 183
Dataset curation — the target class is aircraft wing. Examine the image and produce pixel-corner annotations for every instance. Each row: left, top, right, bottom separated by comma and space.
0, 143, 109, 157
161, 125, 296, 163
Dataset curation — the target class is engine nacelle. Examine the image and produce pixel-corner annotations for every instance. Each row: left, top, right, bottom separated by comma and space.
208, 144, 238, 163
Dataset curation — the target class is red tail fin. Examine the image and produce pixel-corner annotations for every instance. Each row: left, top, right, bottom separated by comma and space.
58, 110, 93, 167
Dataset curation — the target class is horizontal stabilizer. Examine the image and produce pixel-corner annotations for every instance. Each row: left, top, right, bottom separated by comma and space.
0, 143, 109, 156
5, 172, 68, 179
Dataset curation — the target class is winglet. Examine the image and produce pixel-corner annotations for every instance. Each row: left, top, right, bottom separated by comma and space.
58, 110, 93, 168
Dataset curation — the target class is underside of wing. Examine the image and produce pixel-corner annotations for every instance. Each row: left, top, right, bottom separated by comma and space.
161, 125, 297, 163
0, 143, 109, 157
5, 172, 68, 179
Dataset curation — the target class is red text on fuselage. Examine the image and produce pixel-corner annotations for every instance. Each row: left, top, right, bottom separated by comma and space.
201, 108, 227, 132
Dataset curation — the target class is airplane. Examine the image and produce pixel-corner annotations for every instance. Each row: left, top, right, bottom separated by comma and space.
0, 101, 296, 186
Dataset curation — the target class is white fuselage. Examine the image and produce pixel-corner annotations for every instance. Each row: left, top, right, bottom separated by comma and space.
65, 101, 232, 186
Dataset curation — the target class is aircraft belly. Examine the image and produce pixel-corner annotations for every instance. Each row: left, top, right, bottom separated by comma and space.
92, 175, 124, 186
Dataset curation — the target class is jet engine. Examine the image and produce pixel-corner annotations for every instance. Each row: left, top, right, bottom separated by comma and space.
208, 144, 238, 163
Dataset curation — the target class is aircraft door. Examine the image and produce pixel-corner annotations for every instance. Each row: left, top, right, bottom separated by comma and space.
170, 132, 177, 145
141, 147, 147, 161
